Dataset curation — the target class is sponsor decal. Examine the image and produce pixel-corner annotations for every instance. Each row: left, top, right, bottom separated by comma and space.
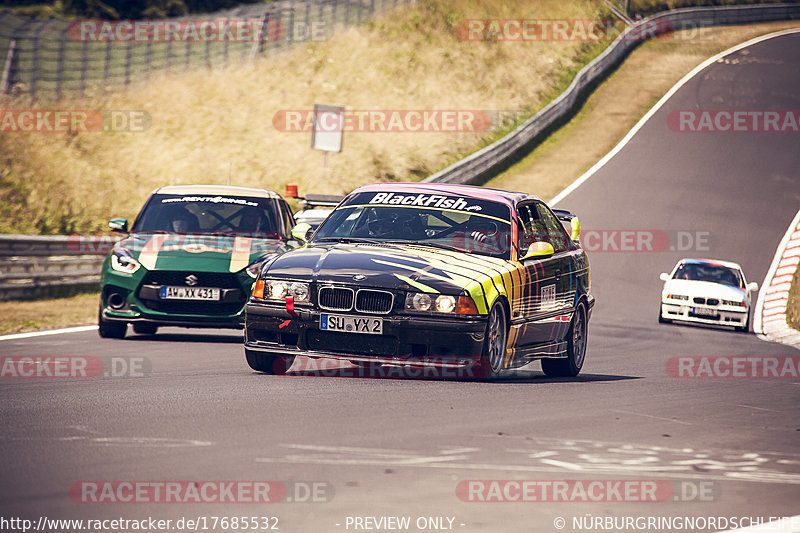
161, 196, 259, 207
541, 284, 556, 306
368, 193, 476, 212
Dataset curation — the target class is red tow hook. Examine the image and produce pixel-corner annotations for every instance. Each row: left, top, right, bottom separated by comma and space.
285, 295, 299, 318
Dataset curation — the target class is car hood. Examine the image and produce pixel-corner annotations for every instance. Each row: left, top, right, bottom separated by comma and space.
265, 242, 514, 307
115, 233, 287, 273
662, 279, 748, 301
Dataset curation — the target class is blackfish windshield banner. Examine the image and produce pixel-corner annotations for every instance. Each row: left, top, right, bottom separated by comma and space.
344, 191, 511, 221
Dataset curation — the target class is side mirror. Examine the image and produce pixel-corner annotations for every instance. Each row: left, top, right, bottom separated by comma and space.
521, 241, 554, 261
659, 272, 670, 282
570, 217, 581, 241
290, 222, 312, 243
747, 281, 759, 292
109, 217, 128, 233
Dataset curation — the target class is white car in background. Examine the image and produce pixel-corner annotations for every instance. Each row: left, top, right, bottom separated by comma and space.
659, 258, 759, 332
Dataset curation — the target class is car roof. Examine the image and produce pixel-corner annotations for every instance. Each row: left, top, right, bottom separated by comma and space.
152, 185, 282, 199
350, 182, 540, 207
679, 258, 743, 270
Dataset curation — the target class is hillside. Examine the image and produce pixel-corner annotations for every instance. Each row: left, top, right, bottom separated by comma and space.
0, 0, 610, 234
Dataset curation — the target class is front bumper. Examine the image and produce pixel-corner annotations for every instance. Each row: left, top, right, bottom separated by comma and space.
244, 301, 487, 365
661, 301, 747, 328
100, 268, 252, 329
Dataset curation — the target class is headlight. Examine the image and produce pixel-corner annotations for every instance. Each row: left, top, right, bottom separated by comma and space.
405, 293, 475, 315
254, 280, 310, 303
110, 248, 141, 274
666, 294, 689, 301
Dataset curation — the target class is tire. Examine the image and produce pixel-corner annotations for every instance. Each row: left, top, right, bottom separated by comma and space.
658, 304, 671, 324
478, 303, 508, 380
245, 348, 295, 375
133, 323, 158, 335
542, 301, 587, 378
97, 306, 126, 339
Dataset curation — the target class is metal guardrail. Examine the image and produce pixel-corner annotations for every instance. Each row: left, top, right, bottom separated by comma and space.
424, 3, 800, 186
0, 0, 412, 99
0, 235, 116, 300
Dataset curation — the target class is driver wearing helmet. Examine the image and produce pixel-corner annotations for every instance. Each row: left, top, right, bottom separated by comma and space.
170, 208, 198, 233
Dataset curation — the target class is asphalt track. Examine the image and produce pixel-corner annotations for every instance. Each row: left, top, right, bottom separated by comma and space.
2, 31, 800, 533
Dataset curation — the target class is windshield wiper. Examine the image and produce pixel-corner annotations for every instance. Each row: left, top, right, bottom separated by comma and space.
314, 237, 384, 245
385, 240, 472, 254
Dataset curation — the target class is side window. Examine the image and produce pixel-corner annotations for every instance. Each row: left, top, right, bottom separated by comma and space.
535, 203, 570, 253
517, 204, 548, 252
280, 201, 295, 235
517, 205, 535, 253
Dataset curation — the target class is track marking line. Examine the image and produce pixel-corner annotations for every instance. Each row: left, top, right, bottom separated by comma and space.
0, 325, 98, 341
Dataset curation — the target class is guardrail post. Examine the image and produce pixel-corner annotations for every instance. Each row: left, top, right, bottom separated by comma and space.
0, 39, 16, 94
56, 25, 69, 97
31, 19, 56, 100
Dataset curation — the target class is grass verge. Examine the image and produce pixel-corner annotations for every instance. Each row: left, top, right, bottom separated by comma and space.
787, 267, 800, 333
0, 292, 99, 335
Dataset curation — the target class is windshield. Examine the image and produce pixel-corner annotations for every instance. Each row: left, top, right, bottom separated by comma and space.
312, 191, 513, 258
131, 194, 284, 238
673, 262, 743, 287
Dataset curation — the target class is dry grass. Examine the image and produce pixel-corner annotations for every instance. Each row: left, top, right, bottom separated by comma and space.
0, 0, 608, 234
0, 292, 98, 335
787, 266, 800, 332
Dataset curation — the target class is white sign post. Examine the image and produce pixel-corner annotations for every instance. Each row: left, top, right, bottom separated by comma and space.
311, 103, 344, 153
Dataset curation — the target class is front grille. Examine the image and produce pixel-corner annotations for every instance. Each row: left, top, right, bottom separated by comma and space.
355, 290, 394, 314
693, 297, 719, 306
318, 286, 354, 311
142, 300, 244, 316
306, 329, 398, 356
141, 271, 241, 289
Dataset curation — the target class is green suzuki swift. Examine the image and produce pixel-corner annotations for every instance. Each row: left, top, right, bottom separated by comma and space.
98, 185, 299, 338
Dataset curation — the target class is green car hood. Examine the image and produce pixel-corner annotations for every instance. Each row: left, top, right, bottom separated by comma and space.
116, 233, 287, 273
